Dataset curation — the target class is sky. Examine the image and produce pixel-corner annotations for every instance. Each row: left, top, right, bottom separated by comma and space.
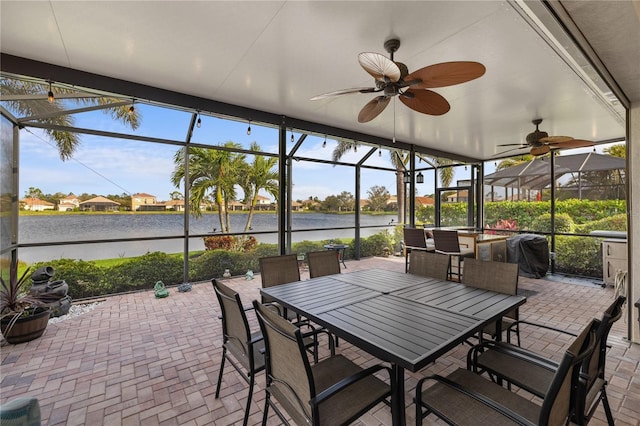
16, 100, 618, 203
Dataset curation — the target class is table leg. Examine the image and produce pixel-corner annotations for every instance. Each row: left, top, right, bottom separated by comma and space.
339, 248, 347, 268
391, 364, 406, 426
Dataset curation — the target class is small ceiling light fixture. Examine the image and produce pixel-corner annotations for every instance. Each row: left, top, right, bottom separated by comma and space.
464, 165, 468, 171
416, 172, 424, 184
378, 147, 382, 157
247, 119, 251, 135
196, 112, 202, 128
290, 131, 294, 143
47, 81, 54, 103
322, 135, 327, 148
128, 100, 135, 115
403, 172, 411, 184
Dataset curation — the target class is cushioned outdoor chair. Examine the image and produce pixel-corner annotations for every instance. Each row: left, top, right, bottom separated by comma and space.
462, 258, 521, 344
253, 300, 392, 426
408, 250, 450, 281
403, 227, 433, 273
212, 279, 266, 426
432, 229, 474, 280
307, 250, 341, 278
467, 296, 625, 426
415, 318, 599, 426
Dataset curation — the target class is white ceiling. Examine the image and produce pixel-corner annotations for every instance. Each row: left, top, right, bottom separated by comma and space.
0, 1, 632, 161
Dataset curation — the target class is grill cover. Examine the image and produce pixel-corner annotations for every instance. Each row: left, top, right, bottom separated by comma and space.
507, 234, 549, 278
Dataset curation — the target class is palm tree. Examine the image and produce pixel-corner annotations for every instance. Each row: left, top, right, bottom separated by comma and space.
1, 79, 140, 160
239, 142, 279, 231
171, 143, 245, 233
495, 155, 533, 171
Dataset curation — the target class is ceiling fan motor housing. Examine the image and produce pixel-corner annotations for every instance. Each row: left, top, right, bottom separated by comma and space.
526, 130, 548, 146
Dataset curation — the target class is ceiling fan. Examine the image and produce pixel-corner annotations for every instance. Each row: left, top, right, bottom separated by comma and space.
497, 118, 594, 157
310, 38, 486, 123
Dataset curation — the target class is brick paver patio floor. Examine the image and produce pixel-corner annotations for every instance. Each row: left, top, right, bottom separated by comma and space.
1, 256, 638, 425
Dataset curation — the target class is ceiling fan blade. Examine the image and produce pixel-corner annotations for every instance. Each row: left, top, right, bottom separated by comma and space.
493, 146, 529, 157
549, 139, 594, 149
358, 96, 391, 123
497, 143, 528, 147
531, 145, 551, 156
399, 89, 450, 116
539, 135, 573, 144
310, 87, 377, 100
405, 61, 486, 89
358, 52, 401, 82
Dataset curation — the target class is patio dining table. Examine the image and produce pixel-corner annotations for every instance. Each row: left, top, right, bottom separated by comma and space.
260, 268, 526, 426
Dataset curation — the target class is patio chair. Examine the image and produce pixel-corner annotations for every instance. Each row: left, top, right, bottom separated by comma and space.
461, 258, 521, 344
415, 318, 599, 426
408, 250, 449, 281
307, 249, 341, 278
467, 296, 625, 425
404, 227, 434, 273
259, 254, 302, 321
432, 229, 474, 280
212, 279, 266, 426
252, 300, 392, 426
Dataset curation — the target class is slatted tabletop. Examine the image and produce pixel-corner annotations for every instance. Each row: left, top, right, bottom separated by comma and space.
260, 268, 526, 426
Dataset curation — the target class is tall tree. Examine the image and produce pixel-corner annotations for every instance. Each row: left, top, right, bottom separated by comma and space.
604, 144, 625, 158
239, 142, 279, 231
171, 143, 245, 233
367, 185, 390, 212
1, 79, 140, 160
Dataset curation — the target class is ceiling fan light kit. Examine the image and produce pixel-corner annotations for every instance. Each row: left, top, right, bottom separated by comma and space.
311, 38, 485, 123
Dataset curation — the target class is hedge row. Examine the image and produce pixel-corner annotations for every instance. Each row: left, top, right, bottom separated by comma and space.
31, 231, 395, 299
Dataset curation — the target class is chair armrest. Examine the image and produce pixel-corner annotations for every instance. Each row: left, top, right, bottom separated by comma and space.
506, 319, 577, 343
467, 341, 558, 373
416, 374, 537, 426
311, 364, 391, 405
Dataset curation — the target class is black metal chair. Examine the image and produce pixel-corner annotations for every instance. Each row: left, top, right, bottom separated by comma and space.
415, 318, 599, 426
432, 229, 474, 280
461, 258, 521, 344
307, 249, 341, 278
212, 279, 265, 426
253, 300, 392, 426
403, 227, 433, 273
408, 250, 449, 280
467, 296, 625, 425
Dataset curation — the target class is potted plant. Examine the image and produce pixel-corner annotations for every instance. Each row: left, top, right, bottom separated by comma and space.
1, 266, 52, 344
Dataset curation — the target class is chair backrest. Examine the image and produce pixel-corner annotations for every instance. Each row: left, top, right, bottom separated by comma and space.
432, 229, 462, 253
539, 319, 598, 426
404, 227, 428, 249
462, 259, 519, 319
253, 300, 314, 424
259, 254, 301, 288
307, 250, 341, 278
212, 279, 254, 370
408, 251, 449, 280
582, 295, 626, 389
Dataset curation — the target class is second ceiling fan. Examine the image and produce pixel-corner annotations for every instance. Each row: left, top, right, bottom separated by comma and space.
497, 118, 594, 157
310, 38, 486, 123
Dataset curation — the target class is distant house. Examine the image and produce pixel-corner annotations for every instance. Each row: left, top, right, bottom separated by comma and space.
58, 193, 80, 211
163, 199, 185, 211
291, 201, 303, 211
79, 196, 120, 212
445, 190, 469, 203
21, 197, 55, 212
131, 192, 159, 211
415, 196, 435, 207
254, 195, 273, 211
228, 200, 244, 211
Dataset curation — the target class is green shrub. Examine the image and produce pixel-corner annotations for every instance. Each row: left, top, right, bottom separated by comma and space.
554, 235, 602, 277
529, 213, 574, 233
292, 240, 325, 257
104, 251, 184, 292
31, 258, 105, 299
574, 213, 627, 234
189, 249, 257, 281
358, 231, 393, 257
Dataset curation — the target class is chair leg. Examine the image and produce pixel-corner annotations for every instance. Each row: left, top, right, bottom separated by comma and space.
243, 373, 255, 426
601, 388, 615, 426
446, 255, 453, 280
261, 391, 270, 425
405, 249, 410, 273
215, 349, 227, 399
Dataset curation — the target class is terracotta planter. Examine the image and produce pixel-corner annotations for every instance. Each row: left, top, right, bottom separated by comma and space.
1, 308, 50, 344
